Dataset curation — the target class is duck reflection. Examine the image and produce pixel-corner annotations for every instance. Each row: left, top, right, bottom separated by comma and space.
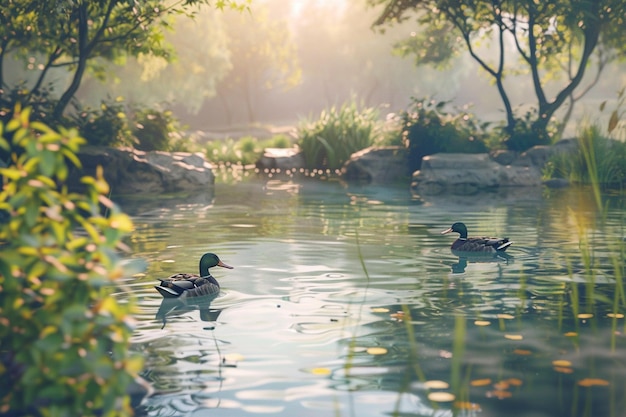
449, 251, 514, 274
156, 293, 222, 329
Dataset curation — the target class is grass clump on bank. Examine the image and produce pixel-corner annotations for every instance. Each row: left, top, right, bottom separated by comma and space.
297, 100, 379, 171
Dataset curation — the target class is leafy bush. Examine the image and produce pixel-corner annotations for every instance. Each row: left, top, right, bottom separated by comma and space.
504, 109, 557, 151
399, 98, 490, 171
72, 100, 133, 148
0, 106, 141, 416
545, 123, 626, 187
297, 100, 379, 170
132, 108, 178, 151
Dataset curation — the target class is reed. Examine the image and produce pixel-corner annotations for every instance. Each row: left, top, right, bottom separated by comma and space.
297, 99, 379, 170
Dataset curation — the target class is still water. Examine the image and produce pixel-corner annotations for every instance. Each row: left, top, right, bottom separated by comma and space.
116, 178, 626, 417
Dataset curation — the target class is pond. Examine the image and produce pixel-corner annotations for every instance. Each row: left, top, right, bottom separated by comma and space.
116, 178, 626, 417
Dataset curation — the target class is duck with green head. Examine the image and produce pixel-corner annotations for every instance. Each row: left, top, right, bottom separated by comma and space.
441, 222, 512, 253
155, 252, 234, 299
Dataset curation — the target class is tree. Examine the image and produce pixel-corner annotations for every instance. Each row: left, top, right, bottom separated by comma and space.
371, 0, 626, 149
216, 5, 301, 124
0, 0, 249, 120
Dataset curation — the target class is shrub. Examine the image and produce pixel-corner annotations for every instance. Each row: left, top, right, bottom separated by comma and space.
297, 100, 379, 170
399, 98, 490, 171
132, 108, 178, 151
205, 134, 291, 166
72, 100, 133, 148
504, 109, 557, 151
0, 106, 141, 416
545, 123, 626, 187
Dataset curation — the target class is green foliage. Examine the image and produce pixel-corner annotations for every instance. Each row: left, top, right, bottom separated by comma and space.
372, 0, 626, 149
205, 134, 291, 166
132, 108, 178, 151
297, 100, 379, 170
545, 124, 626, 187
0, 106, 141, 416
72, 100, 133, 148
399, 98, 490, 171
504, 109, 558, 151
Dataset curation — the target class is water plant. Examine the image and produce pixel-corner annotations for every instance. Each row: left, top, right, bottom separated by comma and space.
297, 99, 379, 170
0, 106, 141, 416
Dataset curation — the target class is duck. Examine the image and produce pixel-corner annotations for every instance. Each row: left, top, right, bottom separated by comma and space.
441, 222, 512, 253
155, 252, 234, 299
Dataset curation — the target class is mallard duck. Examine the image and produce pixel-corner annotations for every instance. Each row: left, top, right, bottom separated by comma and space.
441, 222, 512, 253
155, 252, 233, 299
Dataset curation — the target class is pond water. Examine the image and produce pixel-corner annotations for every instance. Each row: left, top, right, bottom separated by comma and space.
116, 178, 626, 417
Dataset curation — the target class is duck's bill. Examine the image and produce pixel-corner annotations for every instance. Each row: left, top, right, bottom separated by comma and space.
218, 260, 234, 269
441, 228, 453, 235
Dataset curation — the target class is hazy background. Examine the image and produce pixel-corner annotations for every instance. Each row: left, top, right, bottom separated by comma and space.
52, 0, 626, 134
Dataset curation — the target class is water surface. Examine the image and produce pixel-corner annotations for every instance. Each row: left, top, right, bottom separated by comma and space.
118, 179, 626, 417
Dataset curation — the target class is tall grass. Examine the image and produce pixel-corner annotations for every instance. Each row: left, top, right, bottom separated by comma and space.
297, 99, 379, 170
546, 123, 626, 191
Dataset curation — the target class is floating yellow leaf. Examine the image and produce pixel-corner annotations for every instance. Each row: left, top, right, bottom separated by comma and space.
607, 313, 624, 319
310, 367, 331, 376
564, 332, 578, 337
474, 320, 491, 326
366, 347, 388, 355
424, 380, 449, 389
578, 313, 593, 319
497, 314, 515, 319
554, 366, 574, 374
493, 381, 510, 390
371, 307, 389, 313
470, 378, 492, 387
506, 378, 523, 387
513, 349, 532, 356
428, 392, 455, 402
504, 334, 523, 340
578, 378, 609, 387
454, 401, 481, 411
487, 390, 512, 399
552, 360, 572, 367
224, 353, 245, 362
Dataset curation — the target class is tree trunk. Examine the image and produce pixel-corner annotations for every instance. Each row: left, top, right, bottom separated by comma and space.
53, 4, 89, 119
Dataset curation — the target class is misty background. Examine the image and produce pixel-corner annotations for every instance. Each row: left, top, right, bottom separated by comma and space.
6, 0, 624, 135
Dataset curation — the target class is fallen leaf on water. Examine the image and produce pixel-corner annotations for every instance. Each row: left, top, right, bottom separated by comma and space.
428, 392, 455, 402
486, 390, 512, 399
578, 378, 609, 387
424, 380, 449, 389
366, 347, 388, 355
454, 401, 481, 411
310, 367, 331, 376
470, 378, 492, 387
474, 320, 491, 326
552, 360, 572, 367
504, 334, 523, 341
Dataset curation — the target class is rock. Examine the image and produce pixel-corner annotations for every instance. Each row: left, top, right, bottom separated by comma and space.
513, 139, 578, 167
411, 153, 543, 195
341, 146, 409, 183
71, 146, 215, 194
256, 147, 305, 173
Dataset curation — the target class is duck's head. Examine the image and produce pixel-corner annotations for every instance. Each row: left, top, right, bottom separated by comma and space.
441, 222, 468, 239
199, 252, 234, 276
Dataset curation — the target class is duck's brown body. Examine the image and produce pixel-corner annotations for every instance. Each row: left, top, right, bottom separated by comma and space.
442, 222, 512, 253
